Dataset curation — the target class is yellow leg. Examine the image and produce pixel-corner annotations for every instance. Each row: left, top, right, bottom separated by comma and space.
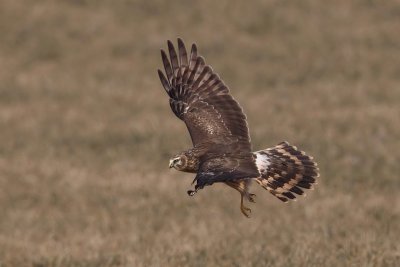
240, 194, 252, 218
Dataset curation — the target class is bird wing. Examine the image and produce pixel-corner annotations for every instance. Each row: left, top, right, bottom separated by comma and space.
158, 39, 252, 153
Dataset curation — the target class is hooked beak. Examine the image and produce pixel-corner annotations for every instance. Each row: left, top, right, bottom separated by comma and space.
169, 159, 174, 168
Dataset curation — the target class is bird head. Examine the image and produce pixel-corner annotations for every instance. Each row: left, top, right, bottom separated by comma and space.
169, 154, 187, 171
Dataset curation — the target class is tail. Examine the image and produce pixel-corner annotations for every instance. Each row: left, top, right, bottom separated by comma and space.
253, 141, 319, 202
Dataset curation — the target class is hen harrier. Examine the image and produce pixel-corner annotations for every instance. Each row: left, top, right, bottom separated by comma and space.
157, 39, 319, 217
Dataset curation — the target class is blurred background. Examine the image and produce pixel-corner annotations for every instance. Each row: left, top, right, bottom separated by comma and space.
0, 0, 399, 266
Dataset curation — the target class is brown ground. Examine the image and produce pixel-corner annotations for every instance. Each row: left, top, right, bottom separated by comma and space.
0, 0, 399, 266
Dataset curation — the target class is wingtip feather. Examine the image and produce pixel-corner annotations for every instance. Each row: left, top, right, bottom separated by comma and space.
167, 39, 173, 47
191, 43, 198, 54
158, 69, 171, 94
197, 56, 205, 65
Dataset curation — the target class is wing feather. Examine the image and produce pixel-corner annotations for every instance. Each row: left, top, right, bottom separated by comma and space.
157, 70, 171, 94
160, 50, 173, 84
167, 40, 179, 73
177, 38, 188, 67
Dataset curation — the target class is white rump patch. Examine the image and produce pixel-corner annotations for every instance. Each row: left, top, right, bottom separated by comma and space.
254, 152, 270, 174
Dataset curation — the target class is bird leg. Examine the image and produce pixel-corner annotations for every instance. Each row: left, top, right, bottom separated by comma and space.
224, 181, 255, 217
240, 194, 252, 218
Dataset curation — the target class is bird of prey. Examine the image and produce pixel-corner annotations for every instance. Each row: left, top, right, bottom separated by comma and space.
157, 39, 319, 217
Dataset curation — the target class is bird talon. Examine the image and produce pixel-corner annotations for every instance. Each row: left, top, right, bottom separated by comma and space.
241, 206, 252, 218
240, 195, 252, 218
249, 193, 256, 203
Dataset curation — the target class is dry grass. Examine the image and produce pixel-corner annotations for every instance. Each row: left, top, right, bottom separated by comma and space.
0, 0, 399, 266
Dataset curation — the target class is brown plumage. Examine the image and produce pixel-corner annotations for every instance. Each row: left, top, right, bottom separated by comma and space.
159, 39, 319, 217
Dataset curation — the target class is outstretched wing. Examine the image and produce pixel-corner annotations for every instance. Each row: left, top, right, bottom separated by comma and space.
158, 39, 251, 153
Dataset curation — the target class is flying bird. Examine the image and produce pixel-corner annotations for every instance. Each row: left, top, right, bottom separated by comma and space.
157, 39, 319, 217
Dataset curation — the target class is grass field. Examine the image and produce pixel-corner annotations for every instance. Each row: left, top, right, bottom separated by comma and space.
0, 0, 399, 266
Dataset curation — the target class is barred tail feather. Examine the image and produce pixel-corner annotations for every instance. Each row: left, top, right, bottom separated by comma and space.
253, 141, 319, 202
